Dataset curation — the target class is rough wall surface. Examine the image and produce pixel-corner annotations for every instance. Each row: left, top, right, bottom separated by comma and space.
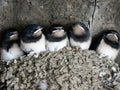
0, 0, 14, 30
0, 0, 120, 61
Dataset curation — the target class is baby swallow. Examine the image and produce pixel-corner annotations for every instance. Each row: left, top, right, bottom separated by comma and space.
46, 24, 68, 52
0, 29, 23, 61
20, 24, 46, 57
68, 22, 91, 50
90, 30, 120, 60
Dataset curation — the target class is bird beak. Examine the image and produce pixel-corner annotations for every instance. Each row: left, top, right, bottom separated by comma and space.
52, 30, 58, 33
52, 30, 65, 37
33, 28, 42, 37
52, 29, 64, 33
10, 34, 18, 40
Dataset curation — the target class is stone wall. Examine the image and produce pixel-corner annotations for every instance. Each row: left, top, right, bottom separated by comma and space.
0, 0, 120, 62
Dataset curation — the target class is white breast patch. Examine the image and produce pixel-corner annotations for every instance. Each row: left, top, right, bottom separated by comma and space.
46, 38, 68, 52
96, 39, 119, 60
69, 37, 91, 50
21, 34, 46, 54
1, 43, 24, 61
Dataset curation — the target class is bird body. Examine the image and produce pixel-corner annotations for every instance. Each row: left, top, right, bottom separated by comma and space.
21, 34, 46, 53
20, 24, 46, 56
96, 39, 119, 60
46, 37, 68, 51
0, 30, 23, 61
46, 24, 68, 52
69, 37, 91, 50
1, 43, 23, 61
90, 30, 120, 60
69, 22, 91, 50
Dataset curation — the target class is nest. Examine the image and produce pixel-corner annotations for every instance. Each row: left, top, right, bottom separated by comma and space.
0, 47, 120, 90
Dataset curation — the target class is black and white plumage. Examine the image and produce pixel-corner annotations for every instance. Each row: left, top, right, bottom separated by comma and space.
90, 30, 120, 60
46, 24, 68, 51
68, 22, 91, 50
0, 29, 23, 61
20, 24, 46, 56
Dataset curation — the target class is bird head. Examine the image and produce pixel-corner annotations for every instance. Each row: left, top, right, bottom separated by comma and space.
2, 29, 19, 42
49, 24, 66, 37
103, 30, 120, 49
21, 24, 43, 42
71, 22, 89, 36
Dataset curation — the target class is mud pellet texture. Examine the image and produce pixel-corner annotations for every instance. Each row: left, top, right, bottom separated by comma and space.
0, 47, 120, 90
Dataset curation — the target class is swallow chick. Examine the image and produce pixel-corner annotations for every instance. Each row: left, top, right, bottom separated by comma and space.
46, 24, 68, 52
0, 29, 23, 61
90, 30, 120, 60
68, 22, 91, 50
20, 24, 46, 57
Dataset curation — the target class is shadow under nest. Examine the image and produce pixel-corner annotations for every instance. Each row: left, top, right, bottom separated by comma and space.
0, 47, 120, 90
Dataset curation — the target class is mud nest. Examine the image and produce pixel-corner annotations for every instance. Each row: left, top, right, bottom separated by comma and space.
0, 47, 120, 90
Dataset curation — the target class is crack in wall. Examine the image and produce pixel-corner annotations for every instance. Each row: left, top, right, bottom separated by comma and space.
91, 0, 97, 23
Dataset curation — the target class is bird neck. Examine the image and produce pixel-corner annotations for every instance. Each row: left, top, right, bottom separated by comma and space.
1, 40, 20, 51
70, 31, 90, 42
21, 34, 42, 43
46, 34, 67, 42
